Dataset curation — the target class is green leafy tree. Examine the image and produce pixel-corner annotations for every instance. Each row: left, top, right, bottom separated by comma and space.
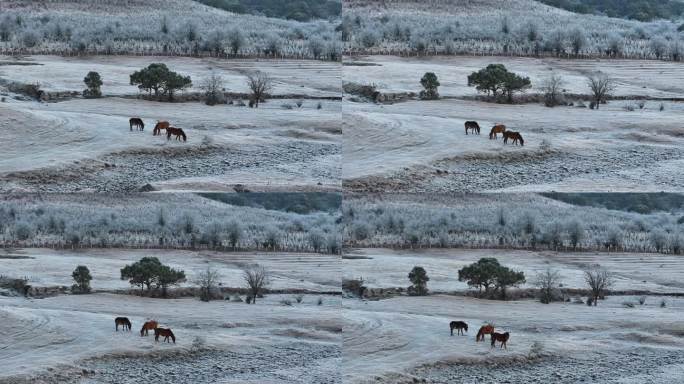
494, 266, 526, 300
419, 72, 440, 100
72, 265, 92, 293
156, 265, 186, 297
408, 266, 429, 296
458, 258, 501, 294
83, 71, 102, 98
130, 63, 192, 101
467, 64, 531, 103
120, 257, 163, 292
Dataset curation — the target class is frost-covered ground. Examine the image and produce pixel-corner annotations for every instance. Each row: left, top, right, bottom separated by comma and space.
0, 246, 341, 383
1, 294, 341, 383
343, 56, 684, 192
343, 295, 684, 384
342, 248, 684, 383
1, 248, 340, 292
1, 56, 340, 97
0, 57, 341, 192
343, 248, 684, 293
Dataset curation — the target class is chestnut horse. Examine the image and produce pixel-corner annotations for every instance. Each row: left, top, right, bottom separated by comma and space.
153, 121, 170, 136
464, 121, 480, 135
490, 332, 510, 349
129, 118, 144, 131
155, 327, 176, 343
166, 127, 187, 142
115, 317, 131, 331
503, 131, 524, 146
449, 321, 468, 336
476, 324, 495, 342
140, 320, 159, 336
489, 124, 506, 139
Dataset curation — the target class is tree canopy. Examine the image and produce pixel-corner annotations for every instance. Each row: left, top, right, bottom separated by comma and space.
458, 258, 525, 299
130, 63, 192, 101
408, 266, 429, 296
467, 64, 531, 102
120, 257, 186, 295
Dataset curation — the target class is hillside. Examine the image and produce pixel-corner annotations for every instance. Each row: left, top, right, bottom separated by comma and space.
196, 0, 342, 21
0, 0, 341, 59
539, 0, 684, 21
342, 0, 684, 60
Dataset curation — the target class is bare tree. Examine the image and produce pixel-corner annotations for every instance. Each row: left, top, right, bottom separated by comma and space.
534, 268, 561, 304
540, 74, 565, 107
194, 265, 222, 302
245, 71, 273, 108
584, 266, 613, 306
200, 71, 224, 106
227, 28, 244, 56
243, 264, 269, 304
586, 72, 616, 110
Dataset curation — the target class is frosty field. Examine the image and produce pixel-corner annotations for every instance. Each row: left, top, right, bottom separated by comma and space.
0, 248, 342, 383
342, 248, 684, 383
0, 56, 341, 193
343, 56, 684, 192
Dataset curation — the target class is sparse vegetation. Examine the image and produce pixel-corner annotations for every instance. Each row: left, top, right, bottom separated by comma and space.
243, 264, 269, 304
584, 266, 614, 306
195, 265, 222, 302
245, 71, 273, 108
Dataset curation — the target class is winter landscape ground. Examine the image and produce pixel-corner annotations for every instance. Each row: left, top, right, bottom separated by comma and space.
0, 55, 341, 193
342, 248, 684, 383
341, 192, 684, 383
343, 55, 684, 192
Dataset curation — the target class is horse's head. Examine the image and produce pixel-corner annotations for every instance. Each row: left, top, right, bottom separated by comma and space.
464, 324, 468, 332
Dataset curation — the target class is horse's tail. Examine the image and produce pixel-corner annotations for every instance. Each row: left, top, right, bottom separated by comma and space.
180, 129, 187, 142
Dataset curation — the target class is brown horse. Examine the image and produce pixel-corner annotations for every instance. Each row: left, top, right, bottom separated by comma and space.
449, 321, 468, 336
115, 317, 131, 331
154, 327, 176, 343
129, 118, 144, 131
476, 324, 495, 342
490, 332, 510, 349
140, 320, 159, 336
464, 121, 480, 135
489, 124, 506, 140
503, 131, 524, 146
153, 121, 170, 136
166, 127, 187, 142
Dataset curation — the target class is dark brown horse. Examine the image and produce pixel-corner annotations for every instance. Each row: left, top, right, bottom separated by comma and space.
166, 127, 187, 142
140, 320, 159, 336
489, 124, 506, 140
503, 131, 524, 146
449, 321, 468, 336
115, 317, 132, 331
154, 327, 176, 343
153, 121, 170, 136
464, 121, 480, 135
129, 118, 144, 131
476, 324, 495, 342
490, 332, 510, 349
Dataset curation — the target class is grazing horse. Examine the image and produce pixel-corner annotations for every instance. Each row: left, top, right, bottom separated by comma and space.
129, 118, 144, 131
115, 317, 132, 331
489, 124, 506, 140
490, 332, 510, 349
154, 328, 176, 343
140, 320, 159, 336
449, 321, 468, 336
476, 324, 495, 342
153, 121, 170, 136
166, 127, 187, 142
503, 131, 524, 146
464, 121, 480, 135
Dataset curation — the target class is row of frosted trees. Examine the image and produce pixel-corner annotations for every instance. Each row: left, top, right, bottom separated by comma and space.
343, 197, 684, 254
0, 10, 341, 60
343, 9, 684, 61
